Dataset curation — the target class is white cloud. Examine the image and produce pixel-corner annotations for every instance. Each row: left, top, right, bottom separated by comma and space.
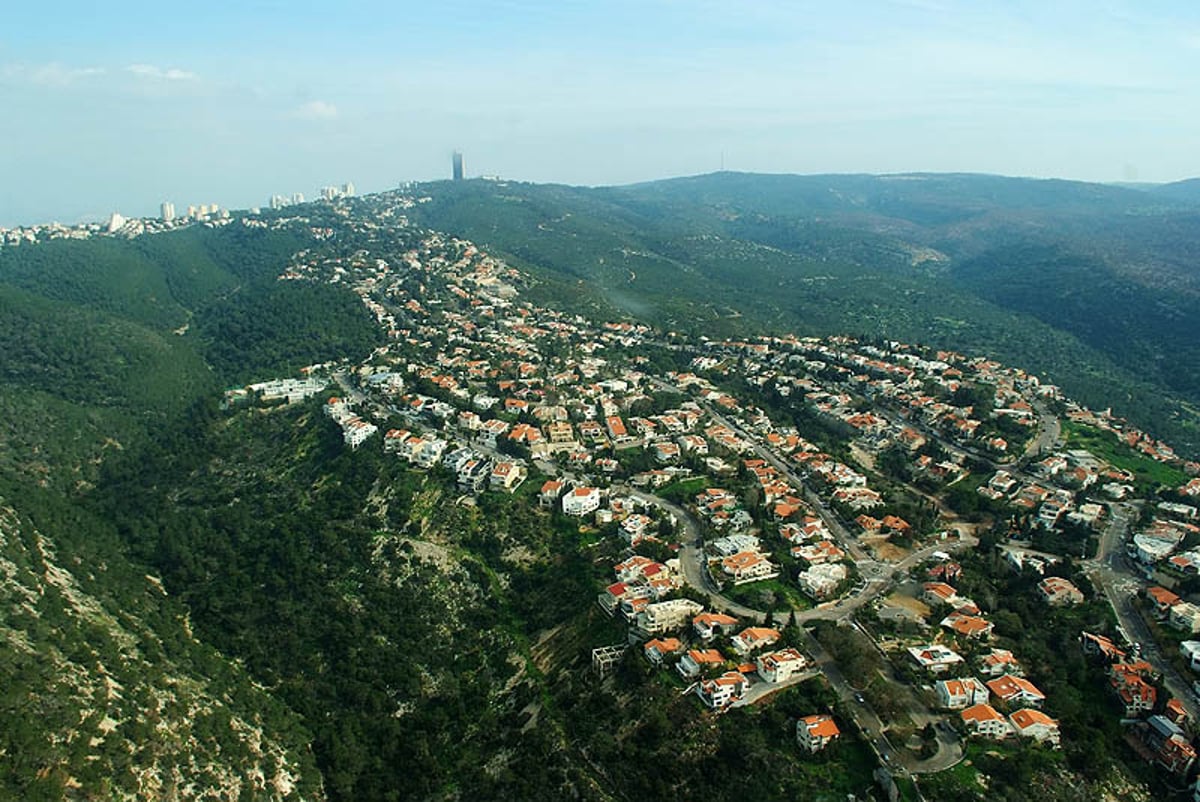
124, 64, 198, 81
1, 62, 106, 87
295, 100, 339, 120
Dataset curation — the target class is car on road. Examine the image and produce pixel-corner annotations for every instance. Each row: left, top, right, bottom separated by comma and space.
854, 693, 865, 703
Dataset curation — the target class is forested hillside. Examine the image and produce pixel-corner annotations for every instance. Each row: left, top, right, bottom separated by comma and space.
0, 217, 382, 797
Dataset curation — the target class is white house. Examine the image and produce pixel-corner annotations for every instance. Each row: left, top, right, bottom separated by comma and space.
562, 486, 602, 517
730, 627, 781, 655
677, 648, 726, 679
637, 599, 704, 634
756, 648, 808, 683
908, 644, 966, 674
1009, 709, 1060, 747
695, 671, 748, 710
960, 704, 1011, 738
797, 714, 841, 752
936, 677, 990, 710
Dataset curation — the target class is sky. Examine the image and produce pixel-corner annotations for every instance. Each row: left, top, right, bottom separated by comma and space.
2, 0, 1199, 225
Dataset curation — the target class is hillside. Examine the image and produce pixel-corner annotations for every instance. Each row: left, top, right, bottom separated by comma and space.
408, 173, 1200, 458
0, 217, 385, 797
0, 182, 1196, 800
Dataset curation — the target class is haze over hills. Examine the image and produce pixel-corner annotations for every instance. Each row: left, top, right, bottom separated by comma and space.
408, 171, 1200, 458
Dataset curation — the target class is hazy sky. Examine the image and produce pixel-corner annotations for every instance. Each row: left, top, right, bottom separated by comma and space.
3, 0, 1199, 225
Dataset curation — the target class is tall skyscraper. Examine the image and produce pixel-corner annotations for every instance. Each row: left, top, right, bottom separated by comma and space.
160, 202, 175, 222
452, 151, 464, 181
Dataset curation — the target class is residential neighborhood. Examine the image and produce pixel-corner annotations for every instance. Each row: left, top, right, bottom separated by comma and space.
216, 190, 1200, 798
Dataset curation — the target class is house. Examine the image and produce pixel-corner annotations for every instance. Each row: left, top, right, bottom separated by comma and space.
1009, 709, 1060, 747
797, 714, 841, 752
489, 461, 527, 493
794, 540, 845, 565
693, 612, 740, 640
721, 551, 779, 584
620, 514, 655, 545
979, 649, 1024, 677
1142, 715, 1197, 775
798, 563, 848, 600
342, 418, 378, 449
678, 648, 726, 679
941, 612, 994, 640
936, 677, 991, 710
1081, 631, 1127, 663
597, 582, 644, 616
1038, 576, 1084, 606
562, 486, 602, 517
1170, 602, 1200, 633
987, 675, 1046, 708
643, 637, 684, 665
637, 599, 704, 634
923, 582, 964, 608
908, 644, 966, 674
695, 671, 748, 710
456, 458, 492, 493
731, 627, 781, 655
539, 480, 564, 508
1110, 663, 1158, 718
1149, 586, 1183, 617
545, 420, 575, 445
1165, 698, 1189, 727
961, 704, 1011, 738
1180, 641, 1200, 672
756, 648, 809, 683
478, 418, 510, 448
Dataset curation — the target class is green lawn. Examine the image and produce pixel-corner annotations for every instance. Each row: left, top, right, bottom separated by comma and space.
1062, 421, 1187, 489
725, 577, 813, 613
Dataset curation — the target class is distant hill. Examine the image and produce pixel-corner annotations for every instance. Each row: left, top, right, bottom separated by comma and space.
1151, 177, 1200, 203
411, 172, 1200, 457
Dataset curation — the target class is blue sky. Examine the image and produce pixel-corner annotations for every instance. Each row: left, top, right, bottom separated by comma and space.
2, 0, 1199, 225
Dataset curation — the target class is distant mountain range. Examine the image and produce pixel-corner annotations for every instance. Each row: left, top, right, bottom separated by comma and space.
409, 171, 1200, 457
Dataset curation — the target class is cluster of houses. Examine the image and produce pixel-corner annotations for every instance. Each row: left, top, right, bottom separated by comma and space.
640, 605, 810, 711
219, 189, 1200, 780
324, 397, 378, 449
977, 454, 1112, 534
890, 561, 1089, 749
1081, 632, 1197, 778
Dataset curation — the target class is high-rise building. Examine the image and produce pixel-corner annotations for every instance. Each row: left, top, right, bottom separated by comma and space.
342, 181, 355, 197
160, 202, 175, 222
292, 192, 305, 205
452, 151, 464, 181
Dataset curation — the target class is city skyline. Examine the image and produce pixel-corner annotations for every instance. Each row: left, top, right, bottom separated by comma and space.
4, 1, 1200, 226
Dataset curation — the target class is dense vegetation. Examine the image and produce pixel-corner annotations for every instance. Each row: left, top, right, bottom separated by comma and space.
0, 220, 391, 797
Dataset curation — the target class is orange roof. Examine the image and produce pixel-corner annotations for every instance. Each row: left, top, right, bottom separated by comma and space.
737, 627, 781, 643
687, 649, 725, 664
801, 714, 840, 738
961, 703, 1005, 723
645, 637, 683, 653
1149, 586, 1182, 606
1010, 708, 1057, 729
987, 675, 1044, 700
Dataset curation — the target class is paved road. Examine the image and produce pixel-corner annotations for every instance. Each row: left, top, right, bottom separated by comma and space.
649, 376, 872, 564
1085, 503, 1200, 720
731, 669, 821, 708
1024, 399, 1063, 459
